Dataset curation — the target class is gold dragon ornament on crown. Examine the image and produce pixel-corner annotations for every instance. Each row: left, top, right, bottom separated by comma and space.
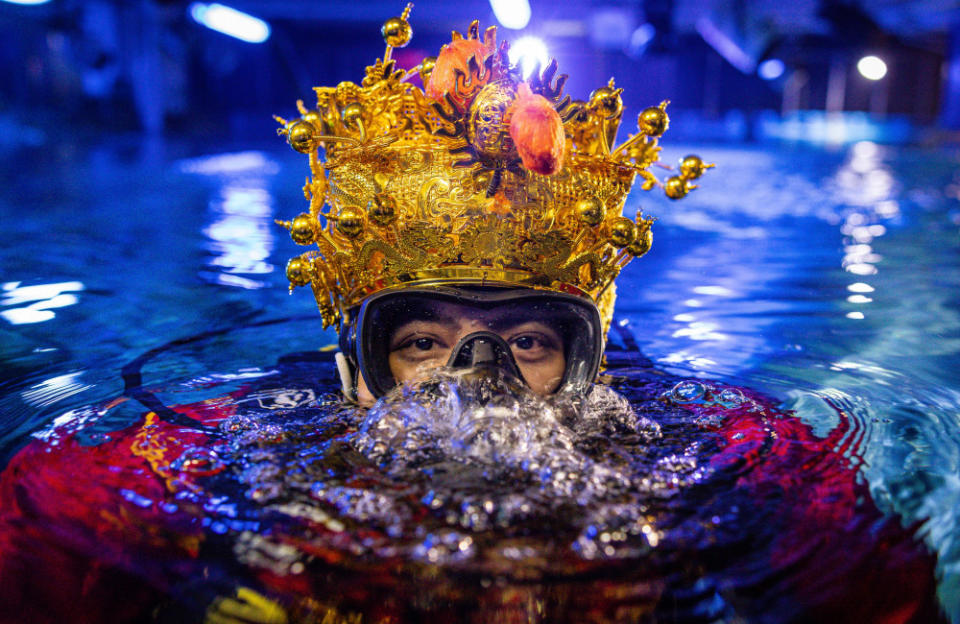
275, 4, 712, 333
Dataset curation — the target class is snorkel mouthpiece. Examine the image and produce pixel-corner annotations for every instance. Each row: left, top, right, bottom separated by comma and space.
446, 331, 526, 385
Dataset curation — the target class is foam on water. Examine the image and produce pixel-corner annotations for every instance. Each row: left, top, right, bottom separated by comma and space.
352, 368, 662, 507
193, 368, 761, 583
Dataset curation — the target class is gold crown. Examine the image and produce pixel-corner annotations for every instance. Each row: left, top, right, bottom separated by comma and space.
276, 4, 711, 332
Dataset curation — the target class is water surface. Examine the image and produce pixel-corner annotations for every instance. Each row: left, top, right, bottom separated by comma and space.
1, 137, 958, 621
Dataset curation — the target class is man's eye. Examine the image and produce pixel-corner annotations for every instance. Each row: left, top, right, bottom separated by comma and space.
512, 335, 537, 350
413, 337, 435, 351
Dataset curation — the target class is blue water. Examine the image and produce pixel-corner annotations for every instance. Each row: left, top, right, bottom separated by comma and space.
1, 135, 959, 620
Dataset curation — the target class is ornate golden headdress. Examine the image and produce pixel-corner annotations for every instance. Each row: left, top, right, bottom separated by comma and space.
276, 4, 710, 333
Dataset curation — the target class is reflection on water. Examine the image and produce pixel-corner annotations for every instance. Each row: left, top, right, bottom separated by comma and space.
177, 151, 280, 177
203, 184, 275, 289
834, 142, 894, 284
21, 371, 92, 408
0, 281, 85, 325
179, 151, 279, 290
628, 142, 960, 619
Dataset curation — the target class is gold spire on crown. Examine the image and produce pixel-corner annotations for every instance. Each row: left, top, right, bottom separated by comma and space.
275, 4, 712, 332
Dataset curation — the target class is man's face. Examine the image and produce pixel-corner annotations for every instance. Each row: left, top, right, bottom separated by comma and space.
356, 300, 567, 404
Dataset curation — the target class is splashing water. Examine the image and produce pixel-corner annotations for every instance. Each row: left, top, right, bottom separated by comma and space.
196, 367, 775, 586
353, 368, 662, 506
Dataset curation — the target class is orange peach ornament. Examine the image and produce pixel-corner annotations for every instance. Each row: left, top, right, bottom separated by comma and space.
508, 83, 565, 176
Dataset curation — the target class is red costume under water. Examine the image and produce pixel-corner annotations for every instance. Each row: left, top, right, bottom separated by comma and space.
0, 381, 945, 624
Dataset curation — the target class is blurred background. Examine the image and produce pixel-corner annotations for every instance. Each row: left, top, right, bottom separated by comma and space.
1, 0, 958, 145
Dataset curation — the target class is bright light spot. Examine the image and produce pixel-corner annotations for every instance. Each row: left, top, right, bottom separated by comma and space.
189, 3, 270, 43
828, 359, 894, 377
508, 36, 549, 79
847, 213, 867, 226
30, 294, 79, 311
875, 200, 900, 218
1, 281, 84, 306
1, 0, 52, 4
628, 23, 656, 56
848, 282, 875, 293
758, 58, 785, 80
490, 0, 530, 30
661, 352, 718, 370
843, 224, 887, 244
692, 285, 736, 297
203, 184, 274, 288
847, 294, 873, 304
850, 226, 875, 243
1, 308, 54, 324
178, 151, 278, 175
844, 243, 872, 255
843, 243, 882, 265
846, 311, 865, 319
1, 281, 84, 325
22, 372, 92, 408
31, 406, 100, 442
672, 321, 728, 341
825, 117, 848, 143
845, 263, 878, 276
857, 55, 887, 81
852, 140, 879, 159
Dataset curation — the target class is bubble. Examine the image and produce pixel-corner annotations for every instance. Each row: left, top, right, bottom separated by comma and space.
694, 412, 726, 427
238, 423, 286, 446
412, 530, 476, 564
572, 504, 657, 560
219, 414, 258, 434
349, 368, 645, 510
716, 388, 746, 408
241, 462, 280, 484
233, 531, 304, 577
669, 381, 707, 403
314, 486, 409, 527
352, 367, 572, 473
246, 482, 282, 503
84, 431, 112, 444
170, 447, 224, 475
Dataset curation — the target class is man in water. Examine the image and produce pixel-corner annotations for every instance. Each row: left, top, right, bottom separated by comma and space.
0, 8, 947, 624
271, 8, 706, 409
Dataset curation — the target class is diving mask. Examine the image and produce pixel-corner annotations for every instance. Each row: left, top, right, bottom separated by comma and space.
340, 285, 604, 398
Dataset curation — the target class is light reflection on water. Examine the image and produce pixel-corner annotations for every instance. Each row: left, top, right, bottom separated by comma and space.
0, 281, 85, 325
0, 140, 959, 620
635, 142, 960, 619
184, 152, 279, 290
20, 371, 93, 408
202, 184, 275, 289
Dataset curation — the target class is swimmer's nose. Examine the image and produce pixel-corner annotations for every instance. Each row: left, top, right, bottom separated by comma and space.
446, 331, 526, 384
